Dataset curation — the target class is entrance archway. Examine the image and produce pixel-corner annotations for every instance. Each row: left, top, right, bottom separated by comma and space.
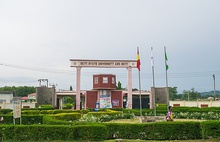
70, 59, 137, 110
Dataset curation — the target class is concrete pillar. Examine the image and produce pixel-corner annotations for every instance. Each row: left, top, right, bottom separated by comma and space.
127, 67, 132, 109
59, 97, 63, 110
76, 67, 81, 110
61, 97, 63, 110
3, 102, 6, 109
84, 93, 87, 109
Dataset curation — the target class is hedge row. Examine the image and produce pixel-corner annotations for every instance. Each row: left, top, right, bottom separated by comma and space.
3, 107, 220, 115
104, 122, 202, 140
0, 125, 107, 141
0, 121, 220, 141
0, 115, 43, 124
1, 113, 82, 125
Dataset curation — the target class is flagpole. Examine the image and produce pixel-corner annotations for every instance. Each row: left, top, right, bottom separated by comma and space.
164, 46, 169, 110
151, 47, 156, 116
138, 69, 142, 119
136, 47, 142, 122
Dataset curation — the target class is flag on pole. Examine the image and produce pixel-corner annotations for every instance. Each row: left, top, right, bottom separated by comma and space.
165, 50, 169, 70
136, 47, 141, 71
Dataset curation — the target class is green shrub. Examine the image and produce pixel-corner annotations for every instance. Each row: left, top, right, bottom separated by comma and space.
40, 110, 54, 114
74, 125, 107, 141
51, 112, 81, 121
0, 109, 13, 114
0, 125, 107, 141
52, 113, 81, 121
104, 121, 202, 140
1, 115, 43, 124
43, 115, 72, 125
201, 120, 220, 139
87, 111, 122, 118
22, 110, 40, 115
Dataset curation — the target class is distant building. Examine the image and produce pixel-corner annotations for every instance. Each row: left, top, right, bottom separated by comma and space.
0, 91, 13, 103
55, 74, 151, 109
36, 86, 55, 105
0, 92, 35, 109
28, 93, 36, 100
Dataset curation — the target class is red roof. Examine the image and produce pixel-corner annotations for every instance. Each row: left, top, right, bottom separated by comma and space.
21, 96, 28, 100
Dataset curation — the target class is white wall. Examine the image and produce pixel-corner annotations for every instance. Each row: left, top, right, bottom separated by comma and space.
0, 102, 36, 109
0, 93, 13, 103
170, 100, 220, 108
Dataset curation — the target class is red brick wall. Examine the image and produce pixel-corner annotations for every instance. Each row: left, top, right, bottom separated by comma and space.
93, 74, 116, 89
86, 91, 98, 108
111, 90, 123, 108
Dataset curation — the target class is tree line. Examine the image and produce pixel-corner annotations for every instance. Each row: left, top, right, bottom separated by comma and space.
0, 86, 36, 97
0, 84, 218, 100
169, 87, 219, 101
116, 81, 219, 101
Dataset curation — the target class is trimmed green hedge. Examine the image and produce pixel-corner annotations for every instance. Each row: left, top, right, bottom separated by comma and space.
21, 109, 90, 115
201, 121, 220, 139
43, 115, 73, 125
0, 109, 13, 114
0, 121, 214, 141
0, 125, 107, 141
1, 115, 43, 124
87, 111, 122, 117
52, 113, 81, 121
2, 121, 220, 141
104, 122, 202, 140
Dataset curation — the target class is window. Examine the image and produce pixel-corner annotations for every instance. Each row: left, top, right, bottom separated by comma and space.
103, 77, 108, 83
94, 77, 98, 84
112, 77, 115, 84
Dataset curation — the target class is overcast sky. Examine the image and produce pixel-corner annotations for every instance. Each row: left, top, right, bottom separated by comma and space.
0, 0, 220, 93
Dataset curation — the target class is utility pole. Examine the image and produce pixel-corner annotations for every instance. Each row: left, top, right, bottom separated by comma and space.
188, 91, 190, 101
213, 74, 216, 101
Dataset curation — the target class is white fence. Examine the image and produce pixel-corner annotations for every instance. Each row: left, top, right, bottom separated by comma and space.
170, 100, 220, 108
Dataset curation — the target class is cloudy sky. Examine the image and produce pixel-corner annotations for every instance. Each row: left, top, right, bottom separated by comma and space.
0, 0, 219, 93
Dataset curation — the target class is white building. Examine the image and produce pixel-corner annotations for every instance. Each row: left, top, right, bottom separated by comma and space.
28, 93, 36, 100
0, 91, 36, 109
0, 91, 13, 103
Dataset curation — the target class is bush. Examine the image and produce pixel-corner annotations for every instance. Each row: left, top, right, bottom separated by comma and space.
43, 115, 72, 125
52, 113, 81, 121
0, 125, 107, 141
1, 115, 43, 124
0, 109, 13, 114
201, 120, 220, 139
104, 121, 202, 140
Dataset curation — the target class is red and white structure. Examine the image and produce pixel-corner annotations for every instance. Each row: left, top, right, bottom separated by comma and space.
70, 59, 137, 110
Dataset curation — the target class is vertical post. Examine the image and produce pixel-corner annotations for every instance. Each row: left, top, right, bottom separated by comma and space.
138, 70, 142, 118
20, 101, 22, 124
164, 46, 169, 110
127, 67, 132, 109
188, 91, 190, 101
60, 97, 63, 110
213, 74, 216, 101
76, 67, 81, 110
151, 47, 156, 116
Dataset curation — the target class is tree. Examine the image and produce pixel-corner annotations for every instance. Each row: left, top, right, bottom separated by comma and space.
64, 97, 74, 104
0, 86, 36, 97
70, 86, 73, 91
116, 81, 123, 90
169, 87, 179, 100
182, 88, 201, 101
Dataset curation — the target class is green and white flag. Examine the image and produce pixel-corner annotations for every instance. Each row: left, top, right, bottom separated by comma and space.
165, 51, 169, 70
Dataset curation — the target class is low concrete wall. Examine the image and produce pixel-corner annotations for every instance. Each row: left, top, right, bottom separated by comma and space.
0, 102, 36, 109
170, 100, 220, 108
